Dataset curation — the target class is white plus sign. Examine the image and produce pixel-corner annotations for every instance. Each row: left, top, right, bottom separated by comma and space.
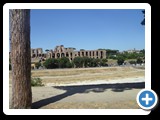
142, 93, 153, 105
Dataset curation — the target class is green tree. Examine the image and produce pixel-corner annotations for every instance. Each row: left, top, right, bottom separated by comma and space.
43, 58, 55, 69
137, 57, 142, 64
117, 56, 125, 65
89, 58, 99, 67
58, 57, 70, 68
100, 58, 108, 66
73, 57, 84, 68
66, 61, 73, 68
45, 49, 49, 52
35, 62, 41, 69
129, 61, 136, 64
83, 57, 91, 67
140, 49, 145, 55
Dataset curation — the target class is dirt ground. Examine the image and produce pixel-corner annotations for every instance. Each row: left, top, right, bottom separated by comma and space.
9, 66, 145, 109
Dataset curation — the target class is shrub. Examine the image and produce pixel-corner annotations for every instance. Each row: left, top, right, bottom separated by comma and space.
129, 61, 136, 64
31, 77, 44, 86
73, 57, 84, 68
137, 57, 143, 64
117, 56, 125, 65
100, 58, 108, 66
43, 58, 55, 69
66, 61, 73, 68
35, 62, 41, 69
58, 57, 71, 68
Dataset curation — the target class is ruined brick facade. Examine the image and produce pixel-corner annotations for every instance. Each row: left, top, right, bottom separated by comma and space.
31, 45, 107, 61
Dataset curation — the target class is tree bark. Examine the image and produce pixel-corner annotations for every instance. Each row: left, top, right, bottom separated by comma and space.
10, 9, 32, 109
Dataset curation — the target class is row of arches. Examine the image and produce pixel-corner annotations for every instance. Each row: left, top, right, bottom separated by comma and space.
78, 51, 103, 57
32, 54, 46, 58
49, 52, 71, 58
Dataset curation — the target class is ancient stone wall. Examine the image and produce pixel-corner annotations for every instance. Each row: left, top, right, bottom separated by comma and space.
31, 45, 107, 61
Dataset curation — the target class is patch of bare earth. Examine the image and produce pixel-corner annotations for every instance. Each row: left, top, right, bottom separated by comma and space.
9, 66, 144, 109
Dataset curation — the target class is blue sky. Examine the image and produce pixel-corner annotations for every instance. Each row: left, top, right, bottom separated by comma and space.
31, 9, 145, 52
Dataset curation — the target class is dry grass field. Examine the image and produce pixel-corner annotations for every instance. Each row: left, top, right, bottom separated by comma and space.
33, 66, 144, 85
9, 66, 145, 109
9, 66, 144, 85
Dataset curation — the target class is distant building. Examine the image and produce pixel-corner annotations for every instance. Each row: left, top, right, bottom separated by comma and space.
31, 45, 107, 61
121, 48, 140, 54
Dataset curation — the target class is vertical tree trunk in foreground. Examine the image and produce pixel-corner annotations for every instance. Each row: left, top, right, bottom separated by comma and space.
10, 9, 32, 109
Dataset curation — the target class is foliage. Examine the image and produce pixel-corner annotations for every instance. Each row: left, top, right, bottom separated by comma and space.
100, 58, 108, 66
83, 57, 90, 67
35, 62, 41, 69
140, 49, 145, 54
91, 58, 99, 67
58, 57, 70, 68
117, 56, 125, 65
45, 49, 49, 52
43, 58, 55, 69
66, 61, 73, 68
107, 49, 119, 59
87, 58, 100, 67
43, 57, 108, 68
73, 57, 84, 68
43, 57, 73, 69
129, 61, 136, 64
108, 55, 117, 59
31, 77, 44, 86
115, 49, 145, 60
137, 57, 143, 64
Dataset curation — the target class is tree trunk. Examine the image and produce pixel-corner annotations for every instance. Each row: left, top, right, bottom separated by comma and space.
10, 9, 32, 109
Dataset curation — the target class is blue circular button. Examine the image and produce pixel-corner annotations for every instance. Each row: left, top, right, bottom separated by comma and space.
137, 89, 158, 110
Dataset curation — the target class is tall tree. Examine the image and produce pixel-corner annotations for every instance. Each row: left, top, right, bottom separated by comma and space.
10, 9, 32, 108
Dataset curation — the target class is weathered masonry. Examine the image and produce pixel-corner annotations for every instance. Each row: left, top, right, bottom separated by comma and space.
31, 45, 107, 61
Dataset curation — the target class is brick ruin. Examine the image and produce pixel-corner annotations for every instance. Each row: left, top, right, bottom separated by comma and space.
31, 45, 107, 61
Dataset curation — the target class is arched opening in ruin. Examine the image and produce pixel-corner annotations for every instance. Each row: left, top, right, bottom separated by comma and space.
70, 52, 72, 57
82, 52, 84, 56
61, 53, 65, 57
89, 51, 91, 56
96, 51, 98, 56
86, 52, 88, 56
78, 52, 80, 56
57, 53, 60, 58
100, 51, 103, 58
93, 51, 94, 56
70, 58, 72, 61
66, 52, 69, 57
32, 54, 35, 58
52, 53, 55, 58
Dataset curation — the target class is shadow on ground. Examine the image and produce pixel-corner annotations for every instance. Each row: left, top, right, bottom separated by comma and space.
32, 82, 144, 108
